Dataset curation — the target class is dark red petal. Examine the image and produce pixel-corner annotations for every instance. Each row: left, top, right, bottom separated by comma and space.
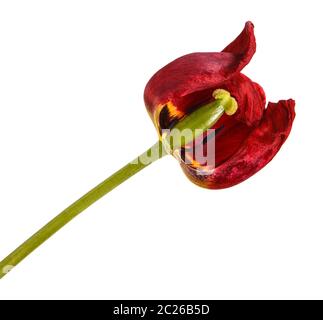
187, 115, 253, 168
222, 73, 266, 126
222, 21, 256, 71
144, 22, 256, 118
180, 99, 296, 189
178, 74, 266, 169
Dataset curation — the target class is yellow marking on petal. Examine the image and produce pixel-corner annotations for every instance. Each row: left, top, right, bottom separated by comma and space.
166, 101, 185, 118
185, 153, 203, 168
153, 102, 185, 137
182, 152, 214, 174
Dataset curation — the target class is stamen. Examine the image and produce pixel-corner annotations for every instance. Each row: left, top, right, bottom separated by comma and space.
161, 89, 239, 154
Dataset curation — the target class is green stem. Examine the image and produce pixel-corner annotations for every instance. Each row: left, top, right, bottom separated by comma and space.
0, 141, 165, 279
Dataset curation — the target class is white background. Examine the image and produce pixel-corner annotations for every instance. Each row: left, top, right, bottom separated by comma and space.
0, 0, 322, 299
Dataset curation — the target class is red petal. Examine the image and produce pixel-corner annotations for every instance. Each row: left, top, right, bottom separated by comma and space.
180, 99, 296, 189
222, 73, 266, 126
179, 74, 266, 168
144, 22, 256, 118
222, 21, 256, 71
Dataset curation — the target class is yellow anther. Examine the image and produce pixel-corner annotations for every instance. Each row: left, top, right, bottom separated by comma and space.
212, 89, 238, 116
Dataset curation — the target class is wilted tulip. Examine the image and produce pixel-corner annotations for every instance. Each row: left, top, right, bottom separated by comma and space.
144, 21, 295, 188
0, 22, 295, 278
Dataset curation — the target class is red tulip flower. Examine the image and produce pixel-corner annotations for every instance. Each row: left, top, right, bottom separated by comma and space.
144, 21, 295, 189
0, 22, 295, 278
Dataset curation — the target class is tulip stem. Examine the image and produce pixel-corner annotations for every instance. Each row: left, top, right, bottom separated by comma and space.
0, 140, 166, 279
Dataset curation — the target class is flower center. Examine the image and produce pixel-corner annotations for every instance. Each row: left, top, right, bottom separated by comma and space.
161, 89, 238, 154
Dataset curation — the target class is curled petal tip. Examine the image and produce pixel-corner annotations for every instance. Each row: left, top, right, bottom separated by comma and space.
246, 21, 254, 27
222, 21, 256, 69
